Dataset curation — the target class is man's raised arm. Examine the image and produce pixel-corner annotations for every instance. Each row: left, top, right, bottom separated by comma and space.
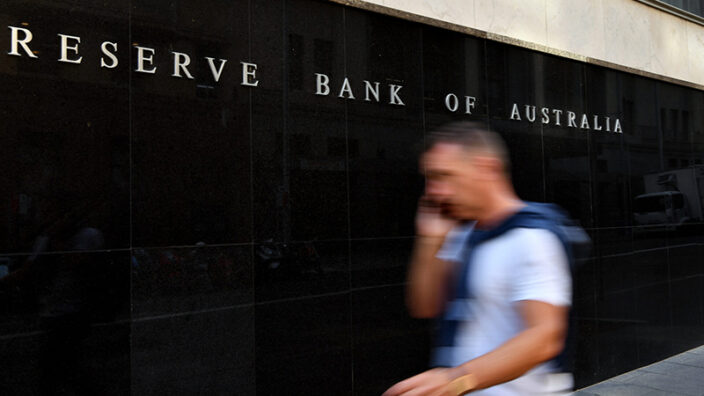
406, 198, 456, 318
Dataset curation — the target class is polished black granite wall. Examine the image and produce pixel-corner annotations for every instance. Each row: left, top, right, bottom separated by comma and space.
0, 0, 702, 394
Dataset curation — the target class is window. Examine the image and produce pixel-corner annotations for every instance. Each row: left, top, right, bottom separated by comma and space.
661, 0, 704, 15
636, 0, 704, 24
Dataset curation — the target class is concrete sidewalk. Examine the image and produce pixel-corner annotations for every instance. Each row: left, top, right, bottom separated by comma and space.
573, 346, 704, 396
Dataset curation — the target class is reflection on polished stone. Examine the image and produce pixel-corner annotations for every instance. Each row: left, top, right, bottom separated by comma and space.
255, 240, 349, 302
0, 1, 131, 254
131, 245, 253, 317
347, 9, 425, 239
130, 0, 252, 246
541, 55, 592, 228
251, 0, 286, 243
586, 68, 631, 228
0, 251, 130, 395
255, 294, 351, 395
351, 238, 414, 287
352, 286, 431, 395
1, 0, 704, 393
132, 306, 254, 395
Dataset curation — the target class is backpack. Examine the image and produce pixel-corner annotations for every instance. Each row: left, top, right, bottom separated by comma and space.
433, 202, 592, 372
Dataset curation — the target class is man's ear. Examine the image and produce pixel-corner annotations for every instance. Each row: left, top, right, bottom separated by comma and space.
472, 155, 503, 180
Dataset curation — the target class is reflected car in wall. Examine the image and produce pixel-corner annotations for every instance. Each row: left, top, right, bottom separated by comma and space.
634, 166, 704, 230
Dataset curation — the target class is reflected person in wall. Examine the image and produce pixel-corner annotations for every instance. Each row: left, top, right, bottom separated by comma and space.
0, 197, 118, 395
384, 122, 580, 396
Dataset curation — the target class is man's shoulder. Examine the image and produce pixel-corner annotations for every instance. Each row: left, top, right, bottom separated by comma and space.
438, 223, 567, 263
495, 227, 563, 248
486, 227, 569, 267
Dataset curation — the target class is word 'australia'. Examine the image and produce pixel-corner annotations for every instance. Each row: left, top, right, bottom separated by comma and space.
314, 73, 405, 106
6, 26, 259, 85
510, 103, 623, 133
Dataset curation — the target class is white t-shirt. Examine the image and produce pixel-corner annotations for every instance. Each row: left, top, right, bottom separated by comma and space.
435, 223, 573, 396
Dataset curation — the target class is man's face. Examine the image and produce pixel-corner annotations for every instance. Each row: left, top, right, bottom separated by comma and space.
421, 142, 487, 220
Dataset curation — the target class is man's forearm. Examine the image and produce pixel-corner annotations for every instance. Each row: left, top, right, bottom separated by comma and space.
406, 236, 450, 318
452, 304, 568, 392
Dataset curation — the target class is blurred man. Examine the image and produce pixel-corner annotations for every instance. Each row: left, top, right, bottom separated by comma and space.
384, 122, 576, 396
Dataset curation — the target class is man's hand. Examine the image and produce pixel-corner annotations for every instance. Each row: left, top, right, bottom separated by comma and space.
406, 196, 458, 318
415, 196, 456, 238
383, 368, 460, 396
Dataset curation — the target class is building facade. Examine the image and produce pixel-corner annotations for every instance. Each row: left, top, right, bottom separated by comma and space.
0, 0, 702, 394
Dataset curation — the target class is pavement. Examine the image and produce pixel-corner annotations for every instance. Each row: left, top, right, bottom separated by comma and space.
573, 345, 704, 396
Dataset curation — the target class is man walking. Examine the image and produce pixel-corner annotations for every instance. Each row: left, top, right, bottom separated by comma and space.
384, 122, 576, 395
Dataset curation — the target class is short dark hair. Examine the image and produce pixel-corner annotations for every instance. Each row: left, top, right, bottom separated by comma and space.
427, 121, 511, 174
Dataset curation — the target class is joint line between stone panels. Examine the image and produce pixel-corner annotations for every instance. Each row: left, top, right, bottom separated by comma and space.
349, 236, 415, 242
128, 0, 134, 351
128, 4, 132, 253
342, 6, 352, 291
540, 121, 547, 203
341, 8, 355, 394
619, 75, 635, 237
350, 281, 406, 293
130, 241, 254, 251
255, 289, 351, 306
586, 225, 632, 231
133, 235, 418, 246
632, 245, 671, 255
419, 25, 429, 221
0, 247, 134, 258
666, 246, 674, 327
247, 0, 255, 310
585, 65, 595, 228
0, 331, 45, 342
130, 302, 254, 323
598, 251, 633, 259
0, 297, 255, 340
282, 0, 290, 244
247, 4, 257, 388
420, 27, 427, 154
247, 0, 254, 243
481, 39, 491, 136
148, 235, 410, 246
